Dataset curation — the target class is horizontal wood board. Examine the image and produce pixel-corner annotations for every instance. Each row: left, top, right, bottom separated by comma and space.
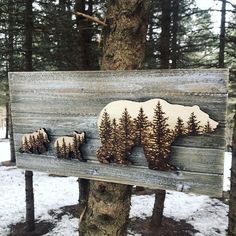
16, 153, 223, 197
9, 69, 228, 196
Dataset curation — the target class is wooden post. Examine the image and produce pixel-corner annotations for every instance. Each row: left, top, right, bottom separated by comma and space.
229, 109, 236, 235
25, 170, 35, 231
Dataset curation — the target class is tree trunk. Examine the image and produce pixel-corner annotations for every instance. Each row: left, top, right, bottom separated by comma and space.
219, 0, 226, 68
9, 103, 15, 162
151, 189, 166, 227
6, 0, 16, 163
171, 0, 179, 69
75, 0, 93, 70
159, 0, 171, 69
25, 170, 35, 231
25, 0, 33, 71
5, 102, 9, 139
24, 0, 35, 232
229, 109, 236, 235
79, 1, 151, 235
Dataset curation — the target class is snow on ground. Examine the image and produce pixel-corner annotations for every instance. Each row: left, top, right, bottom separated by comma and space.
0, 128, 231, 235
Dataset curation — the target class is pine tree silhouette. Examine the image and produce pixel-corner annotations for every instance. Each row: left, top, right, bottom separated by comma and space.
23, 137, 30, 153
99, 109, 112, 145
73, 135, 82, 160
203, 120, 213, 133
32, 136, 38, 154
68, 143, 72, 159
118, 108, 136, 163
149, 101, 172, 169
134, 107, 150, 145
62, 138, 67, 158
56, 141, 62, 158
174, 117, 186, 137
110, 118, 124, 164
187, 112, 201, 135
97, 110, 113, 163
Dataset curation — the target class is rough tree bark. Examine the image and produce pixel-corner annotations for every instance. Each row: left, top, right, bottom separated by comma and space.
229, 109, 236, 236
5, 102, 9, 139
24, 0, 35, 231
219, 0, 226, 68
79, 1, 151, 235
6, 0, 16, 162
75, 0, 93, 70
25, 170, 35, 231
151, 189, 166, 227
171, 0, 179, 69
159, 0, 171, 69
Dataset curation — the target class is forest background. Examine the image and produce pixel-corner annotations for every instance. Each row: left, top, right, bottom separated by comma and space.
0, 0, 235, 131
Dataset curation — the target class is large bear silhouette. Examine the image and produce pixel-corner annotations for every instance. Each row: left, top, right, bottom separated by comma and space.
97, 99, 218, 170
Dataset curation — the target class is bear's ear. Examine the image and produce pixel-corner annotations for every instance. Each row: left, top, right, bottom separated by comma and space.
193, 105, 200, 109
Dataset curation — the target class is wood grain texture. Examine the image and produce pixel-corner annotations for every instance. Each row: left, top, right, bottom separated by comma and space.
13, 134, 224, 174
16, 153, 223, 197
9, 69, 228, 196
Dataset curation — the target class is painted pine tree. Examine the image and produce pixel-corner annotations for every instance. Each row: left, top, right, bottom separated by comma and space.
118, 108, 136, 163
56, 140, 62, 158
32, 136, 38, 154
23, 137, 30, 152
99, 110, 112, 145
73, 134, 81, 160
62, 138, 67, 159
174, 117, 186, 137
134, 107, 150, 145
97, 110, 112, 163
203, 120, 212, 133
187, 112, 201, 135
149, 101, 172, 170
110, 118, 122, 163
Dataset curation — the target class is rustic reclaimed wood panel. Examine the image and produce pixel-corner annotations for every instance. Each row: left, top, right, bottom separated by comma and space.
9, 69, 228, 197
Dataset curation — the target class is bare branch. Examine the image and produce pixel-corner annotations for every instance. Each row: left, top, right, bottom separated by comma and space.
74, 11, 107, 27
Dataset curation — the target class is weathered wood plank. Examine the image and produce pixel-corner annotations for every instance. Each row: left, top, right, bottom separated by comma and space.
9, 70, 228, 121
10, 95, 227, 121
12, 113, 226, 149
16, 153, 223, 197
13, 134, 224, 174
9, 69, 228, 94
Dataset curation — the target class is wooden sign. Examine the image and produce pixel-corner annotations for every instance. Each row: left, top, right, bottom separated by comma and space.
9, 69, 228, 197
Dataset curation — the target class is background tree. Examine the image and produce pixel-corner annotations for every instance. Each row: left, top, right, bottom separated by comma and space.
219, 0, 226, 68
159, 0, 171, 68
229, 110, 236, 236
24, 0, 35, 232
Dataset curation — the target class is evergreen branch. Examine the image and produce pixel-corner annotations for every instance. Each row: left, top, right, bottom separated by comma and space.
74, 11, 107, 27
180, 9, 210, 19
225, 0, 236, 9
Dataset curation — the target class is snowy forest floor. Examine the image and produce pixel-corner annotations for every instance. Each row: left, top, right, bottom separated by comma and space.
0, 128, 231, 236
